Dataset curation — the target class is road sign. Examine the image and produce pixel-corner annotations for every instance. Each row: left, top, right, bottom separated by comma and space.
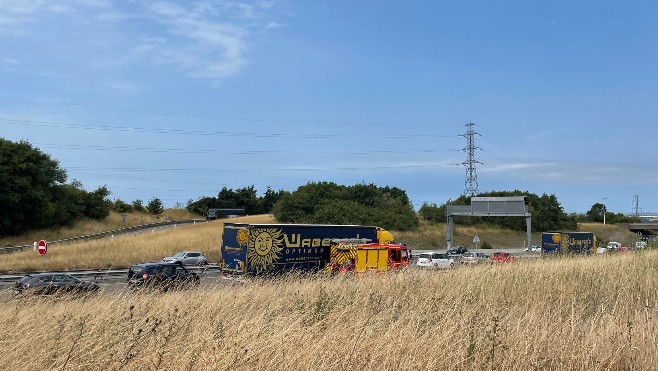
473, 235, 480, 244
38, 240, 47, 256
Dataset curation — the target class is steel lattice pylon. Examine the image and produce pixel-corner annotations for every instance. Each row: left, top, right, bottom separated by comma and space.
462, 122, 481, 196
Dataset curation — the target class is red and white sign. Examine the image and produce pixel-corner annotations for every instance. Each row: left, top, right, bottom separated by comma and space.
38, 240, 47, 256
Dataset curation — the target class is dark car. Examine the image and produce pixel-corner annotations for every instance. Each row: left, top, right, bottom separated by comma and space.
14, 273, 100, 296
447, 246, 468, 255
127, 263, 200, 291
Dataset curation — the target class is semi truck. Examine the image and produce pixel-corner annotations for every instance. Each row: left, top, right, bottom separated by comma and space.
220, 223, 396, 274
541, 232, 597, 254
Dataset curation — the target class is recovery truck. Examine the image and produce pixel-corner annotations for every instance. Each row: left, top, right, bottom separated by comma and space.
220, 223, 396, 274
324, 238, 411, 273
541, 232, 597, 254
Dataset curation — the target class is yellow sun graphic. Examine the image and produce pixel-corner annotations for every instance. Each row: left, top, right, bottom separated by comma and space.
247, 228, 284, 268
236, 228, 249, 246
552, 234, 561, 243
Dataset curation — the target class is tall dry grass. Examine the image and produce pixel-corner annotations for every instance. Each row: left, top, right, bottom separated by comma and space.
0, 215, 276, 273
1, 251, 657, 370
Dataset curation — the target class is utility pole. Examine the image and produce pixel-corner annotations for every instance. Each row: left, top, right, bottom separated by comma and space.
603, 197, 607, 225
462, 122, 481, 196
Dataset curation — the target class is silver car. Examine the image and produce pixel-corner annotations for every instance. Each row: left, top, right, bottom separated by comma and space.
416, 252, 454, 269
461, 252, 489, 264
162, 251, 208, 266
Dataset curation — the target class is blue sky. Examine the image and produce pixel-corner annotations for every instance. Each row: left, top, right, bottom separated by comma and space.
1, 0, 656, 214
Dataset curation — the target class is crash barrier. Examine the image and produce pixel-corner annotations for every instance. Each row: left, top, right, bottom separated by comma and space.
0, 264, 222, 283
0, 219, 206, 255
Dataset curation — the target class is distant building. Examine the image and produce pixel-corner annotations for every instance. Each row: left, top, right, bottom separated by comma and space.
207, 208, 246, 220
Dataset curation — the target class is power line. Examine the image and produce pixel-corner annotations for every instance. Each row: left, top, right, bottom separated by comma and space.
67, 162, 463, 173
33, 142, 462, 156
0, 117, 461, 139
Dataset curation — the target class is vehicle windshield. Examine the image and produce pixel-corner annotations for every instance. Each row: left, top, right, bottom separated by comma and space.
419, 253, 431, 259
173, 252, 186, 257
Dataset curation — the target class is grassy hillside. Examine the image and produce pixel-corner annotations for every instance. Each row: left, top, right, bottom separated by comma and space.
0, 214, 276, 273
0, 209, 204, 248
1, 251, 657, 370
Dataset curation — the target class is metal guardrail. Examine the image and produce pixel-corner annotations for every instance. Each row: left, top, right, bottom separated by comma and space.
0, 265, 222, 283
0, 219, 207, 254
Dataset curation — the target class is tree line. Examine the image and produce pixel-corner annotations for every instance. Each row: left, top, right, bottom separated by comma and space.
1, 138, 635, 237
1, 139, 166, 236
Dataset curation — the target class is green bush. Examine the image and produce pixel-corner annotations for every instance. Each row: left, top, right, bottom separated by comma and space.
481, 241, 493, 249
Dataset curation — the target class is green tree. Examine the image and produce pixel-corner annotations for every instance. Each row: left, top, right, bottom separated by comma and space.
146, 197, 164, 215
132, 199, 145, 212
0, 139, 66, 235
272, 182, 419, 231
586, 203, 605, 222
419, 191, 576, 232
186, 196, 217, 216
113, 199, 133, 213
83, 185, 112, 219
260, 187, 288, 214
419, 202, 446, 223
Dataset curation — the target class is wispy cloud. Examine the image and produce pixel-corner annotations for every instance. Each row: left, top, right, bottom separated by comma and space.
147, 1, 249, 79
0, 0, 279, 82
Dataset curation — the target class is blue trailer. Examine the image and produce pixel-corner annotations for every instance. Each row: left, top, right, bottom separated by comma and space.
221, 223, 394, 274
541, 232, 597, 254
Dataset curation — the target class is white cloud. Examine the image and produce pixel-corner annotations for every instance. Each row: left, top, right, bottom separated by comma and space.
0, 0, 279, 82
147, 1, 250, 79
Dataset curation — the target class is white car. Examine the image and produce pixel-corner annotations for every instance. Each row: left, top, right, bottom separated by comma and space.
524, 245, 541, 252
461, 252, 489, 264
416, 252, 454, 269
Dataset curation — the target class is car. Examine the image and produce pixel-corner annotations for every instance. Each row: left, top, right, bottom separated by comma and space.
491, 252, 516, 263
447, 246, 468, 255
416, 252, 454, 269
127, 262, 200, 291
161, 251, 208, 266
461, 252, 489, 264
524, 245, 541, 252
13, 273, 100, 296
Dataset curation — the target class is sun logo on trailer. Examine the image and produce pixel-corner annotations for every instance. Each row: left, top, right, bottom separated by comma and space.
236, 228, 249, 246
247, 228, 285, 268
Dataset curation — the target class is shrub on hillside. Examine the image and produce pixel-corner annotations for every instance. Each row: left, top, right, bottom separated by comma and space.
272, 182, 419, 231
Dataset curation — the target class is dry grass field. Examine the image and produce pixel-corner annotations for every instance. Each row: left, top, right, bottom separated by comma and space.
1, 251, 657, 370
0, 214, 276, 273
0, 209, 203, 248
1, 214, 657, 369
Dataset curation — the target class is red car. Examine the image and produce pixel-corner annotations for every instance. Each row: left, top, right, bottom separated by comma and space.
491, 252, 516, 263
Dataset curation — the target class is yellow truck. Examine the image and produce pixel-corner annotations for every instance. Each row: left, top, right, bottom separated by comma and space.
326, 239, 411, 273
